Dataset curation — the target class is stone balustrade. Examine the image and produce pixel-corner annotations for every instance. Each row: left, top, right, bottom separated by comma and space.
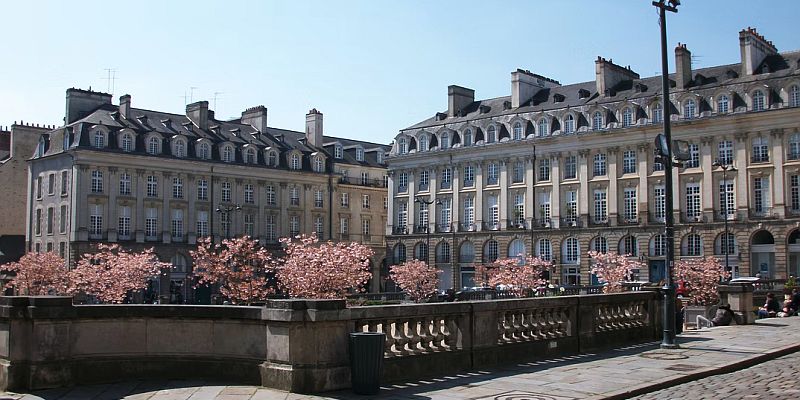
0, 292, 661, 394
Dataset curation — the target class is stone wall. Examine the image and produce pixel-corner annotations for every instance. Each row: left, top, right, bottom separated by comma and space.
0, 292, 662, 394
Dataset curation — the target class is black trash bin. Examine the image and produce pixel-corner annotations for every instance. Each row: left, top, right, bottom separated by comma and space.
349, 332, 385, 395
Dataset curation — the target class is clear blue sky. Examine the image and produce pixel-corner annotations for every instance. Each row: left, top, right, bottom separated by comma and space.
1, 1, 797, 144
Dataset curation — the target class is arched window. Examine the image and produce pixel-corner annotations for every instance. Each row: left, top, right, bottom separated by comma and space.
394, 243, 407, 264
622, 107, 633, 127
508, 239, 526, 263
590, 237, 608, 253
683, 99, 696, 119
148, 136, 160, 154
715, 232, 737, 255
436, 241, 451, 263
459, 241, 475, 264
651, 102, 663, 123
563, 237, 579, 264
564, 114, 575, 134
268, 151, 278, 167
537, 239, 552, 261
120, 133, 133, 152
418, 134, 428, 151
398, 137, 408, 154
538, 118, 549, 136
683, 233, 703, 256
752, 90, 765, 111
650, 234, 667, 257
222, 145, 233, 162
171, 254, 188, 274
717, 94, 730, 113
313, 156, 324, 172
619, 235, 638, 256
441, 132, 450, 149
483, 240, 499, 262
414, 242, 428, 261
790, 85, 800, 107
198, 142, 210, 159
174, 139, 186, 157
487, 125, 497, 143
93, 130, 105, 149
463, 129, 473, 146
290, 153, 301, 170
513, 122, 523, 140
592, 111, 603, 130
245, 148, 256, 164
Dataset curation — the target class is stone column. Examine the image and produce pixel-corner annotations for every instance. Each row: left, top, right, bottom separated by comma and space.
406, 171, 416, 234
257, 179, 266, 242
107, 167, 118, 242
735, 133, 748, 216
303, 184, 312, 234
526, 157, 535, 224
499, 161, 508, 229
578, 151, 589, 223
550, 154, 561, 228
187, 174, 197, 244
701, 138, 714, 221
473, 164, 482, 231
771, 129, 785, 217
637, 145, 648, 224
718, 284, 756, 324
608, 148, 619, 225
386, 171, 395, 236
162, 172, 172, 243
279, 183, 289, 238
135, 169, 145, 243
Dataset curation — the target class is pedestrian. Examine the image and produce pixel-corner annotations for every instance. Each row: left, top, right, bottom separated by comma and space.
758, 292, 780, 318
791, 288, 800, 312
675, 297, 685, 334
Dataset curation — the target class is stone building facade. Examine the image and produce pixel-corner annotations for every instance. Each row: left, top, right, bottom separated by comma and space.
386, 28, 800, 289
27, 88, 390, 302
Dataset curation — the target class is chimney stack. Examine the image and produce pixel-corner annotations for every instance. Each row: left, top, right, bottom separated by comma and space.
739, 27, 778, 75
511, 69, 560, 108
186, 101, 209, 130
119, 94, 131, 119
64, 88, 112, 124
675, 43, 692, 89
595, 57, 639, 96
241, 105, 268, 134
447, 85, 474, 117
305, 108, 323, 148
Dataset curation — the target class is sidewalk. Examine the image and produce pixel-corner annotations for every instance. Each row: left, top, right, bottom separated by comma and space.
6, 317, 800, 400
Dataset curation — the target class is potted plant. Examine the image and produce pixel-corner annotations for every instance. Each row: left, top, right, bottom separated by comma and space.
784, 275, 797, 297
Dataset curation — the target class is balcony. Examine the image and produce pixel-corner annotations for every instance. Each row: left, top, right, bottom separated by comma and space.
417, 183, 429, 192
397, 185, 408, 194
413, 225, 429, 234
392, 226, 408, 235
436, 224, 452, 233
749, 208, 778, 219
338, 176, 386, 188
460, 222, 477, 232
440, 181, 452, 190
714, 211, 737, 222
751, 155, 769, 163
462, 180, 475, 188
560, 216, 582, 228
619, 217, 638, 225
506, 219, 527, 230
681, 214, 706, 224
589, 218, 609, 227
533, 218, 553, 228
482, 221, 501, 231
788, 151, 800, 161
486, 177, 499, 186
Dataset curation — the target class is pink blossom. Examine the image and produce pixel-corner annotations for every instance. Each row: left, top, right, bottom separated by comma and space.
474, 256, 551, 296
2, 251, 68, 295
190, 236, 274, 305
588, 251, 644, 293
389, 259, 441, 302
675, 256, 730, 306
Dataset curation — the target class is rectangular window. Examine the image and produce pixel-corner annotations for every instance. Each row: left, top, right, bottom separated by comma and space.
221, 181, 231, 202
564, 191, 577, 224
197, 211, 209, 237
314, 216, 324, 238
89, 204, 103, 239
513, 193, 525, 225
60, 171, 68, 195
265, 185, 276, 206
791, 175, 800, 213
290, 187, 300, 206
417, 202, 428, 228
266, 214, 277, 242
462, 165, 475, 187
244, 184, 254, 204
59, 242, 66, 259
340, 217, 349, 237
46, 207, 54, 234
244, 214, 254, 237
146, 175, 158, 198
539, 159, 550, 181
752, 140, 769, 163
118, 206, 131, 240
488, 196, 499, 227
197, 179, 208, 201
341, 192, 349, 207
487, 163, 499, 185
623, 188, 637, 222
686, 183, 701, 219
398, 172, 408, 193
220, 212, 230, 238
439, 198, 452, 228
563, 156, 577, 180
60, 205, 67, 233
289, 215, 300, 237
47, 174, 55, 195
362, 194, 370, 209
463, 196, 475, 226
440, 168, 452, 189
654, 186, 665, 222
753, 177, 770, 214
418, 170, 429, 191
314, 189, 323, 208
594, 189, 608, 223
719, 180, 735, 219
171, 209, 184, 240
397, 202, 408, 227
119, 173, 131, 195
172, 177, 184, 199
593, 153, 607, 176
718, 140, 734, 165
36, 176, 42, 198
623, 150, 637, 174
35, 209, 42, 236
538, 192, 550, 224
512, 161, 525, 183
686, 144, 700, 168
145, 208, 158, 240
91, 171, 103, 193
360, 171, 369, 185
362, 219, 370, 238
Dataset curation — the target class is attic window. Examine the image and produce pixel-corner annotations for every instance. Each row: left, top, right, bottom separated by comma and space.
182, 122, 193, 132
435, 112, 447, 121
479, 105, 491, 114
761, 64, 770, 74
503, 101, 512, 110
553, 94, 565, 103
634, 83, 648, 93
161, 118, 172, 129
726, 69, 739, 79
356, 147, 364, 162
210, 125, 221, 134
334, 144, 343, 159
110, 111, 120, 120
578, 89, 590, 99
230, 128, 241, 137
135, 115, 149, 128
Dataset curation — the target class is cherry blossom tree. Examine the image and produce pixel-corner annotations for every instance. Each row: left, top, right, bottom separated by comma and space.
474, 256, 551, 296
191, 236, 274, 305
2, 251, 68, 295
588, 251, 644, 293
389, 259, 441, 302
675, 256, 730, 306
276, 234, 374, 299
69, 244, 169, 304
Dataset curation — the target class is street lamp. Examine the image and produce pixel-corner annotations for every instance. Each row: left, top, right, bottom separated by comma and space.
713, 160, 737, 279
215, 204, 242, 239
414, 196, 440, 264
653, 0, 680, 349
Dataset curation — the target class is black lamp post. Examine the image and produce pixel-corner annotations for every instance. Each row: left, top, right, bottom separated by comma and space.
713, 160, 737, 279
653, 0, 680, 349
414, 196, 440, 264
215, 204, 242, 239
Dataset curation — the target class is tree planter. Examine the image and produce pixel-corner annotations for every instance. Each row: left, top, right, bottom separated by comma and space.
683, 305, 715, 329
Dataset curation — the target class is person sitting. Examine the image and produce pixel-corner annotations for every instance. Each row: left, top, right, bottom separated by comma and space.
791, 288, 800, 312
757, 292, 780, 318
777, 300, 795, 317
696, 304, 735, 328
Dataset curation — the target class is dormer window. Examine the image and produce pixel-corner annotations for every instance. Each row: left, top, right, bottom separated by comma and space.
622, 107, 633, 127
683, 99, 696, 119
356, 147, 364, 161
120, 133, 134, 152
564, 114, 575, 134
513, 122, 523, 140
147, 136, 161, 155
578, 89, 591, 99
290, 153, 301, 170
245, 147, 256, 164
592, 111, 604, 130
487, 125, 496, 143
197, 142, 210, 160
222, 145, 234, 162
377, 152, 384, 164
419, 134, 428, 151
398, 137, 407, 154
553, 93, 565, 103
538, 118, 549, 137
92, 130, 105, 149
752, 90, 766, 112
313, 156, 324, 172
335, 144, 343, 159
441, 132, 450, 149
463, 129, 473, 146
174, 138, 186, 158
268, 150, 278, 167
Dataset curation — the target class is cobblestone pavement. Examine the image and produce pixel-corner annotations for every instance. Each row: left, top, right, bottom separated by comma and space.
4, 317, 800, 400
630, 350, 800, 400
